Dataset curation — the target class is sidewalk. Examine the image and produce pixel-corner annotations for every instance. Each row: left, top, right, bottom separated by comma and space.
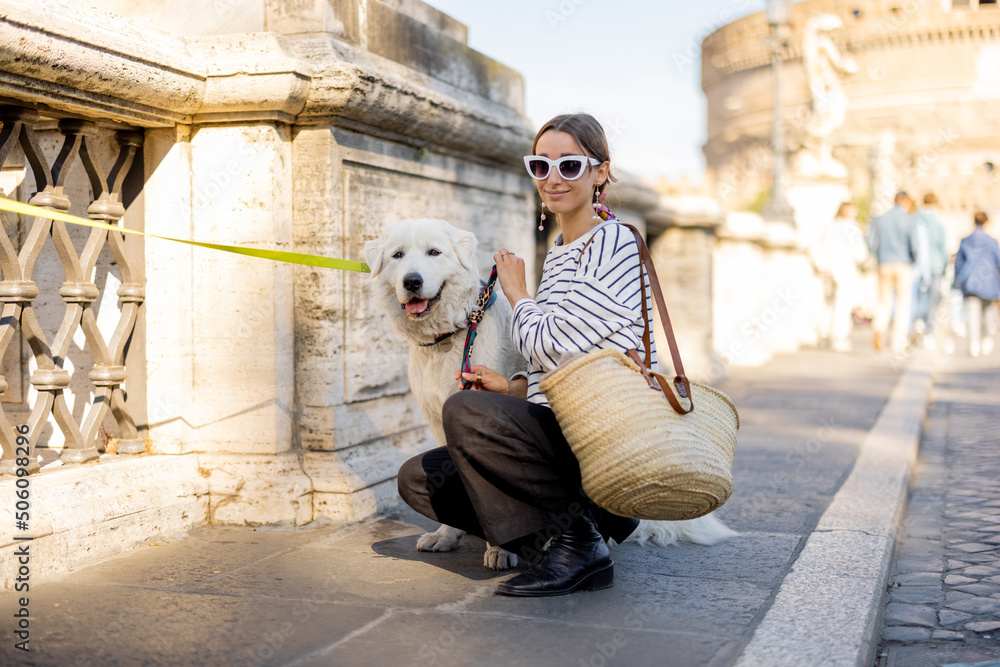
874, 352, 1000, 667
0, 333, 930, 667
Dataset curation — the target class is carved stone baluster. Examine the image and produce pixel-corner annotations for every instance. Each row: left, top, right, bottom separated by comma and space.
0, 108, 150, 469
0, 112, 28, 472
41, 119, 96, 462
74, 125, 145, 455
0, 106, 60, 473
101, 130, 145, 454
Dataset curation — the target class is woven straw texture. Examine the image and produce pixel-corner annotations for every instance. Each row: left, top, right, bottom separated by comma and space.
540, 349, 740, 521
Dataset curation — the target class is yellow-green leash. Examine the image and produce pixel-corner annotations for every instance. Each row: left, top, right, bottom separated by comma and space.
0, 197, 371, 273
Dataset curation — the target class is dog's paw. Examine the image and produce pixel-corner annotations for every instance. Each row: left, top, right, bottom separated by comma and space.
483, 545, 517, 570
415, 525, 464, 552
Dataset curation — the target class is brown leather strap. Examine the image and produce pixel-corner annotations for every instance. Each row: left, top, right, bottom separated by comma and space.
624, 225, 694, 414
579, 222, 694, 415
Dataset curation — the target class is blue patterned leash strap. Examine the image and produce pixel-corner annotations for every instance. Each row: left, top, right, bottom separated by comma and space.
459, 265, 499, 390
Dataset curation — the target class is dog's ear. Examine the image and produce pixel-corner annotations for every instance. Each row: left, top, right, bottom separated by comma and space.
452, 228, 478, 271
364, 237, 385, 277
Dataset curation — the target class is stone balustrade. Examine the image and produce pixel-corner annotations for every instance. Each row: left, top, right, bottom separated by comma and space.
0, 108, 147, 472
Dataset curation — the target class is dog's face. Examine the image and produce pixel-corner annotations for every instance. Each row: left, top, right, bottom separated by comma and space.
365, 219, 480, 333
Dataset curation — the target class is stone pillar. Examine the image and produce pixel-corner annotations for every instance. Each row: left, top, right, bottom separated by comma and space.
712, 211, 820, 370
758, 232, 815, 355
145, 123, 295, 456
713, 213, 772, 371
144, 123, 311, 525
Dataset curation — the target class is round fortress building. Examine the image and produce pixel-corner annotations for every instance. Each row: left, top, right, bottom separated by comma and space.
702, 0, 1000, 246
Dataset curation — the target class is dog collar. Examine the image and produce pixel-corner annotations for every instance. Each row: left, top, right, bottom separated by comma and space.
416, 275, 498, 349
418, 330, 460, 347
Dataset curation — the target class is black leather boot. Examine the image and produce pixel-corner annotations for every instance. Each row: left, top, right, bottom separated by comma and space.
495, 512, 613, 597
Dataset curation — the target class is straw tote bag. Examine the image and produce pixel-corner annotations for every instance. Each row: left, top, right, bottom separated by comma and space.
539, 224, 739, 521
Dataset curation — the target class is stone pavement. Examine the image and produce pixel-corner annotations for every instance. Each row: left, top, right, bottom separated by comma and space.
0, 334, 926, 667
874, 352, 1000, 667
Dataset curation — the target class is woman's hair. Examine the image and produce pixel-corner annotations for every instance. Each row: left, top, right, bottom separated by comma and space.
923, 193, 938, 206
974, 211, 988, 226
531, 113, 618, 199
835, 202, 854, 218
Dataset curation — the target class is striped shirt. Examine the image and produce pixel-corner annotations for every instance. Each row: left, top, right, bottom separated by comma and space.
512, 221, 657, 406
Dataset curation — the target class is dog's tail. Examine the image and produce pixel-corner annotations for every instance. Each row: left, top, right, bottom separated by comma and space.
623, 514, 739, 548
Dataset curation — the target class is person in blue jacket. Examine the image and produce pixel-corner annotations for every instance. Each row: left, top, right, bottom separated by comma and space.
867, 191, 917, 357
954, 211, 1000, 357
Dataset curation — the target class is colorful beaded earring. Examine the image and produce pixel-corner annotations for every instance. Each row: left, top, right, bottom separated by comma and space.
595, 191, 613, 222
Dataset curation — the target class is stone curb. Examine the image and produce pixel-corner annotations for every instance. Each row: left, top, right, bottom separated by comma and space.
733, 348, 936, 667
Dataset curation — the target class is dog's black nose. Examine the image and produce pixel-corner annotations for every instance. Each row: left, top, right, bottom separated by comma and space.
403, 273, 423, 293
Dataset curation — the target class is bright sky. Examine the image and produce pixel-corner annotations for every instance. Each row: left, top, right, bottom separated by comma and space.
423, 0, 772, 186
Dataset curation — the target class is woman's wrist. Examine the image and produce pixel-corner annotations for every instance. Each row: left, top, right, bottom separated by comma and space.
505, 377, 528, 399
507, 290, 532, 308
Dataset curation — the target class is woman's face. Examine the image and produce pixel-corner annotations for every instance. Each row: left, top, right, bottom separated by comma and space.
532, 130, 608, 219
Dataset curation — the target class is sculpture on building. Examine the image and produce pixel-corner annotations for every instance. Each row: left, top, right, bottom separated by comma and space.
793, 13, 857, 179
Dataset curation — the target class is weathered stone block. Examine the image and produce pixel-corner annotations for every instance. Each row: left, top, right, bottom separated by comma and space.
939, 609, 973, 627
0, 455, 209, 588
313, 479, 401, 523
197, 453, 313, 526
303, 429, 428, 494
884, 602, 937, 628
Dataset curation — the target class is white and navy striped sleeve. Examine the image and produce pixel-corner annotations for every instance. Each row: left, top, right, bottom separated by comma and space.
511, 223, 650, 373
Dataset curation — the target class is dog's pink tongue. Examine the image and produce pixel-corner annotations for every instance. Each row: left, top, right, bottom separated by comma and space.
405, 300, 429, 314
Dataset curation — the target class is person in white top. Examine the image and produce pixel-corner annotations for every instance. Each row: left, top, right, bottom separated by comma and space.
397, 113, 654, 597
812, 202, 870, 351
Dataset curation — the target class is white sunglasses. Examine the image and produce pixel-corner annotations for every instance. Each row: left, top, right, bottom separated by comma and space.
523, 155, 601, 181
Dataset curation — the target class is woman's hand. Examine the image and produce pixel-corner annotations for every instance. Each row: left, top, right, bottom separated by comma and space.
494, 248, 531, 307
457, 365, 509, 393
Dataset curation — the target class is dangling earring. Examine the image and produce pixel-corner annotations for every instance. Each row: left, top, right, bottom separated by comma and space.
538, 204, 547, 232
592, 188, 601, 221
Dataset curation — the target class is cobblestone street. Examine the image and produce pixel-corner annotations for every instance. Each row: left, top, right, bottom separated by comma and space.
876, 353, 1000, 667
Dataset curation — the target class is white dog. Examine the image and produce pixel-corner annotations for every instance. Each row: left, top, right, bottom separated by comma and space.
366, 219, 736, 570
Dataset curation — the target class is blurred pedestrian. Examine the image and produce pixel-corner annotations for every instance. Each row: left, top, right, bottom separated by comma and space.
954, 211, 1000, 357
867, 191, 917, 358
812, 202, 869, 351
911, 193, 948, 348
